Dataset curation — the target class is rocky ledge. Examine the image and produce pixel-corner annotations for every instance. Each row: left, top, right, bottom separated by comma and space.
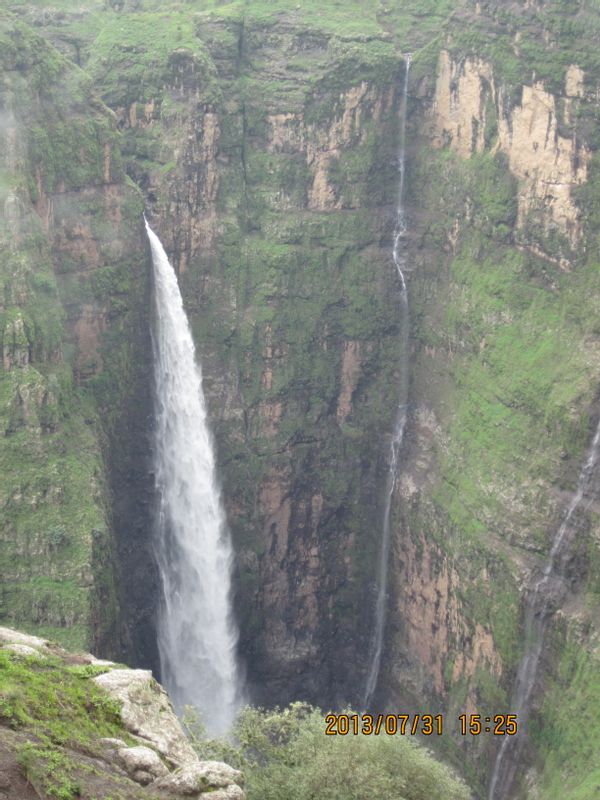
0, 626, 245, 800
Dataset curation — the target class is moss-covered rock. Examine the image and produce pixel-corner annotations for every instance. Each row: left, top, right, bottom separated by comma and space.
0, 625, 246, 799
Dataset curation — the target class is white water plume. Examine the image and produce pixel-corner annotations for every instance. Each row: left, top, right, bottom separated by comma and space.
364, 54, 412, 710
146, 218, 241, 735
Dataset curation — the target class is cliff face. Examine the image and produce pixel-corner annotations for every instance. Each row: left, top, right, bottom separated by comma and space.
96, 10, 406, 708
390, 6, 600, 792
3, 1, 600, 798
0, 17, 156, 665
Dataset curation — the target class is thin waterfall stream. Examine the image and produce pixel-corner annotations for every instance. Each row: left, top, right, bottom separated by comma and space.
488, 416, 600, 798
146, 218, 241, 735
364, 54, 412, 710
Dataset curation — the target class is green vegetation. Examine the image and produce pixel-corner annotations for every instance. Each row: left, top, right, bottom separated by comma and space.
87, 11, 218, 107
446, 0, 600, 100
408, 74, 600, 790
0, 650, 121, 747
0, 15, 146, 652
187, 703, 470, 800
0, 645, 160, 800
413, 145, 600, 552
533, 642, 600, 800
0, 647, 128, 799
17, 743, 83, 800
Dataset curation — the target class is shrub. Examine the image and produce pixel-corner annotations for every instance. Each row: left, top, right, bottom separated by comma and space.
188, 703, 470, 800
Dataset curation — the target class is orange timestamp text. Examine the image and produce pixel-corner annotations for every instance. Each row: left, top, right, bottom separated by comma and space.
324, 713, 518, 737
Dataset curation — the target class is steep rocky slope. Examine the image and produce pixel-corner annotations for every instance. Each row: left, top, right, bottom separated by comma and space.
2, 1, 600, 798
0, 15, 158, 668
78, 2, 412, 708
0, 626, 245, 799
388, 3, 600, 794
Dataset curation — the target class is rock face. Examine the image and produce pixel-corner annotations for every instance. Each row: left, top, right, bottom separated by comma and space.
0, 15, 158, 670
395, 4, 600, 794
84, 7, 406, 709
4, 2, 600, 798
430, 49, 590, 258
0, 626, 246, 800
93, 669, 198, 767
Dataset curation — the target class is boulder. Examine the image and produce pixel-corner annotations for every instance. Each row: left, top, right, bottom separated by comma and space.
117, 745, 169, 784
93, 669, 197, 768
2, 644, 42, 658
152, 761, 245, 796
0, 627, 50, 652
99, 737, 128, 749
205, 786, 245, 800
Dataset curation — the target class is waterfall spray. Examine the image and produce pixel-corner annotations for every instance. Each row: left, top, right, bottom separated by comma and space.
363, 54, 412, 710
146, 218, 241, 735
488, 417, 600, 798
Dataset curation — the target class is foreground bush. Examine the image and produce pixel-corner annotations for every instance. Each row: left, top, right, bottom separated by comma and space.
185, 702, 470, 800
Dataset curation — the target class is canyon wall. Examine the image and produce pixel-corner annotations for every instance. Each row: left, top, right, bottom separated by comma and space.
0, 18, 156, 665
389, 3, 600, 792
92, 9, 407, 709
3, 1, 600, 798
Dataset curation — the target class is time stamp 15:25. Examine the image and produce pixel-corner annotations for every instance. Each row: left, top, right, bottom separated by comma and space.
324, 714, 518, 737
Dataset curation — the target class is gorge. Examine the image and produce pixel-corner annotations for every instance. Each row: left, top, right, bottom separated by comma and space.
2, 1, 600, 799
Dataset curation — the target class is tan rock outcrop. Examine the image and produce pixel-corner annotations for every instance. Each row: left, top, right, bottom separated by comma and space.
393, 534, 502, 698
497, 82, 589, 245
267, 82, 394, 211
565, 64, 584, 98
430, 51, 590, 251
432, 51, 494, 158
0, 627, 51, 652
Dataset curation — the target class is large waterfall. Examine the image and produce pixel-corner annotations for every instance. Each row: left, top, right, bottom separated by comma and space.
488, 416, 600, 798
364, 54, 412, 709
146, 219, 241, 735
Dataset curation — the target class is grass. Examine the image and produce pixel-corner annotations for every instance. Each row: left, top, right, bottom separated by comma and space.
411, 145, 600, 566
0, 647, 149, 799
445, 0, 600, 100
533, 643, 600, 799
192, 0, 385, 37
0, 650, 122, 747
87, 10, 218, 106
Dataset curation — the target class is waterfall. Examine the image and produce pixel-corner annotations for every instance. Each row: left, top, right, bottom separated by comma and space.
146, 218, 241, 735
488, 417, 600, 799
363, 54, 412, 710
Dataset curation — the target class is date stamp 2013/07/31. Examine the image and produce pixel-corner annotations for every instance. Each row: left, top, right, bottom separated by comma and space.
324, 714, 518, 737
